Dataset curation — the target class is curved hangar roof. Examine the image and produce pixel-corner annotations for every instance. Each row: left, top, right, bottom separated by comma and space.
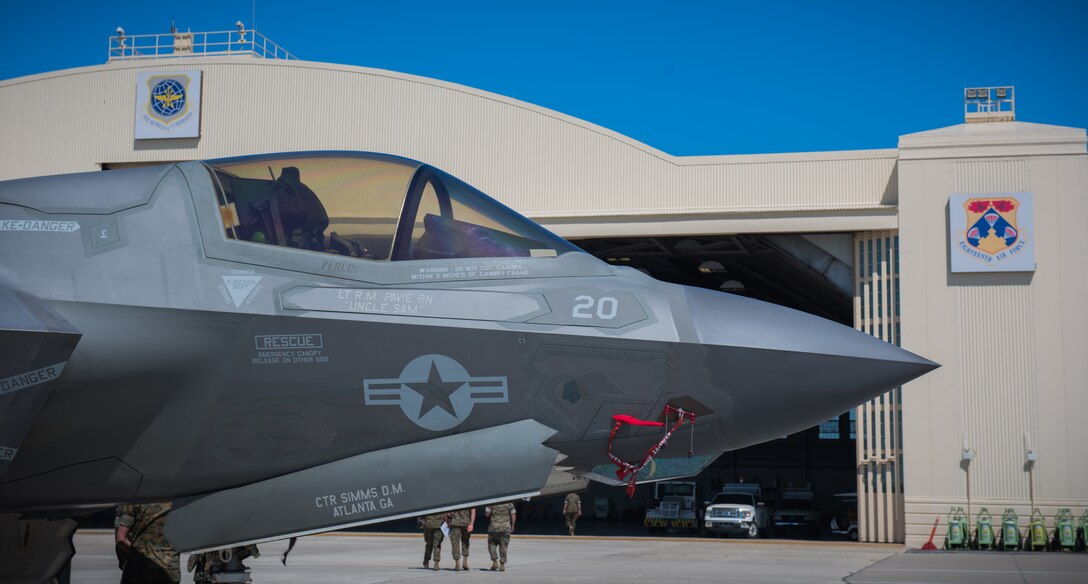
0, 58, 898, 236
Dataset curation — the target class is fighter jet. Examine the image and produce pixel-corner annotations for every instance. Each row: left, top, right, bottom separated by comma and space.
0, 151, 936, 579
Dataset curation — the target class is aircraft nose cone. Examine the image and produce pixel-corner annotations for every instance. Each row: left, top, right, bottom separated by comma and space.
682, 286, 937, 447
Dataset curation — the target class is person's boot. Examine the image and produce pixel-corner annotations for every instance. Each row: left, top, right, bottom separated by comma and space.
454, 559, 461, 572
463, 558, 469, 570
423, 559, 429, 569
499, 561, 506, 572
490, 559, 498, 571
432, 560, 440, 571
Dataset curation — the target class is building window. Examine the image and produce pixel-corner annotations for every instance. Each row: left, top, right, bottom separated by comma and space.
819, 418, 840, 440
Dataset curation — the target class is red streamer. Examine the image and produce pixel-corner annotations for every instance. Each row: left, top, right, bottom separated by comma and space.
606, 405, 696, 498
612, 414, 664, 427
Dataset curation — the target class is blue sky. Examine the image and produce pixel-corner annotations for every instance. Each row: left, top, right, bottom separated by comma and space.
1, 1, 1085, 155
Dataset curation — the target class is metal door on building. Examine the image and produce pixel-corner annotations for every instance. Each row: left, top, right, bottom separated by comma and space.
854, 230, 904, 543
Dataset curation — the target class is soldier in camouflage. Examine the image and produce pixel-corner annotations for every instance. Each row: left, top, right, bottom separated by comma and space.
563, 492, 582, 536
446, 507, 476, 571
114, 502, 180, 584
418, 512, 446, 570
485, 502, 516, 571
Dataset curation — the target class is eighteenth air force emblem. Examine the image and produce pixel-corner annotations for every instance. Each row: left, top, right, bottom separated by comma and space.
962, 197, 1021, 257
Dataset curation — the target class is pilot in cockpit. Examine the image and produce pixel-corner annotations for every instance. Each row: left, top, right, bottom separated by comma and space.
272, 166, 328, 252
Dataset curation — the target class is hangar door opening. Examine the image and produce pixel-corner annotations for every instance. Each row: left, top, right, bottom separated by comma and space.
570, 231, 903, 542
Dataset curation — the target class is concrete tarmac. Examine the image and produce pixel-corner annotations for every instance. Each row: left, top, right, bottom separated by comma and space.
846, 549, 1088, 584
74, 531, 1088, 583
72, 531, 900, 583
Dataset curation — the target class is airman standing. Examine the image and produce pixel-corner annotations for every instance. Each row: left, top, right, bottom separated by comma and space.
419, 512, 446, 570
447, 507, 476, 571
485, 502, 516, 571
563, 492, 582, 536
114, 502, 180, 584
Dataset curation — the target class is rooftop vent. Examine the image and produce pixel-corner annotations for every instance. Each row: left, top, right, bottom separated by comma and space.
964, 86, 1014, 123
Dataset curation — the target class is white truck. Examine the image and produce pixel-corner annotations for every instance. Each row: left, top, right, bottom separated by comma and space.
644, 481, 700, 533
703, 483, 772, 538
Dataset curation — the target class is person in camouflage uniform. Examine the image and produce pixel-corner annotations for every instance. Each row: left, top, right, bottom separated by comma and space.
446, 507, 476, 571
485, 502, 516, 571
563, 492, 582, 536
114, 502, 180, 584
418, 512, 446, 570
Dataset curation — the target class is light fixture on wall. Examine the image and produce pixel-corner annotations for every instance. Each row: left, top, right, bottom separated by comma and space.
1024, 434, 1037, 510
962, 433, 974, 523
698, 260, 726, 274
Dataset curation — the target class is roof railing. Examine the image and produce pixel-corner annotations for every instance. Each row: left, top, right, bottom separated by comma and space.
964, 86, 1015, 123
108, 28, 296, 62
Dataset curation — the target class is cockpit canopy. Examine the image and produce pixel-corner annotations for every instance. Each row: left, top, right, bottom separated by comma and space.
206, 152, 579, 261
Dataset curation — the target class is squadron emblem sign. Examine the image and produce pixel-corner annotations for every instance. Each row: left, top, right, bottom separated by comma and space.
949, 193, 1035, 273
363, 355, 508, 431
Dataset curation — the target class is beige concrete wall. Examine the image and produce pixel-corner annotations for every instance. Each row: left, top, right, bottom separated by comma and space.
0, 58, 896, 237
897, 122, 1088, 547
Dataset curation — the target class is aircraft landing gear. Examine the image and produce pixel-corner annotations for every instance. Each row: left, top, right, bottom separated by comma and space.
0, 513, 77, 584
190, 545, 260, 583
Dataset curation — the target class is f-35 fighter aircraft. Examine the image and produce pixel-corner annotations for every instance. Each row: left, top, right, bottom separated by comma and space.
0, 152, 936, 580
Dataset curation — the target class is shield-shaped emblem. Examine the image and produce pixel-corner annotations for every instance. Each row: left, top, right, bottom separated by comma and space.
146, 75, 190, 124
963, 198, 1019, 256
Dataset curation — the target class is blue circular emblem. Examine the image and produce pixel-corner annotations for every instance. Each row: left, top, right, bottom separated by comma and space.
150, 79, 187, 118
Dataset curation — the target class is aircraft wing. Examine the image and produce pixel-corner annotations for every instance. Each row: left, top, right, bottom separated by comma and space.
164, 419, 558, 553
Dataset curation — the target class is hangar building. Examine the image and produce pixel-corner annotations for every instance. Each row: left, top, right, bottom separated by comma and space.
1, 30, 1085, 546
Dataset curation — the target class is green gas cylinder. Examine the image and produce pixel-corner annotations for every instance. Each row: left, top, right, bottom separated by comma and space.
1000, 508, 1020, 551
1054, 508, 1075, 551
1080, 510, 1088, 552
946, 507, 968, 549
1028, 508, 1048, 551
975, 508, 994, 550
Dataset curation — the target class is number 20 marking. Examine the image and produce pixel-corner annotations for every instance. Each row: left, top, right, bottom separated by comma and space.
572, 295, 618, 320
